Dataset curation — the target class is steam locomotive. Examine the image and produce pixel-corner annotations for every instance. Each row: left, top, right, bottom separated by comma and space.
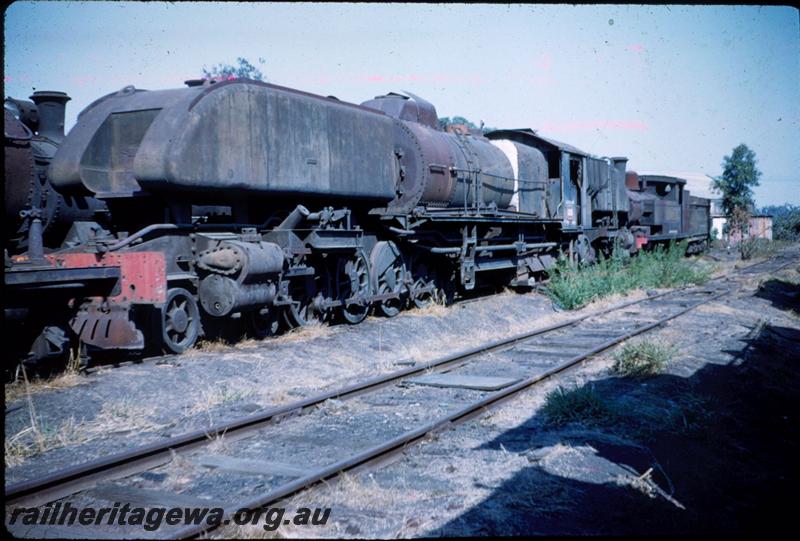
4, 79, 710, 370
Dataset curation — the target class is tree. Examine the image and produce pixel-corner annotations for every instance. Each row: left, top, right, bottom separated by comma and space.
438, 116, 497, 134
711, 144, 761, 255
202, 57, 266, 82
439, 116, 477, 130
761, 203, 800, 241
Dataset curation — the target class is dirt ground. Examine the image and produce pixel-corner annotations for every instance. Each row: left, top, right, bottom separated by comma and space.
5, 245, 799, 537
217, 246, 800, 538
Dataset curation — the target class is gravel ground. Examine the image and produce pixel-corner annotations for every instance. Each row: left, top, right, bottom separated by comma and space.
209, 245, 800, 538
5, 245, 798, 538
6, 282, 570, 484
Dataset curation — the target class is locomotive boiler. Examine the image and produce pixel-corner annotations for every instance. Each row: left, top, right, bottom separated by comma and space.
5, 91, 106, 254
4, 77, 709, 371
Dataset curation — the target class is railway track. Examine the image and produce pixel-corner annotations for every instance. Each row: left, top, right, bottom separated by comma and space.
5, 250, 797, 539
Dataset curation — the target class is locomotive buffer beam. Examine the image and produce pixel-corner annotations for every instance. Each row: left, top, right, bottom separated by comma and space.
5, 265, 121, 296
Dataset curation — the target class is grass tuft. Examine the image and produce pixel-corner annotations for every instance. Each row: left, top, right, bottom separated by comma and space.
546, 240, 711, 310
541, 384, 615, 426
612, 340, 675, 378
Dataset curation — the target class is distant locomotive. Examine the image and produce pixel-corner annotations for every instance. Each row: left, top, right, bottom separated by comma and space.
4, 79, 710, 370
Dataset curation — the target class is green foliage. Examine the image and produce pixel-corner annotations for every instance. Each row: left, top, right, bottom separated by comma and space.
542, 384, 615, 426
612, 341, 674, 378
438, 116, 498, 134
438, 116, 477, 130
740, 238, 792, 260
761, 204, 800, 241
710, 144, 761, 237
202, 57, 266, 82
545, 241, 711, 310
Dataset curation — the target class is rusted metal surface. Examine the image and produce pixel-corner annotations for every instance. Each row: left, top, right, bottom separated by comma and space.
49, 81, 398, 202
6, 78, 717, 367
69, 302, 143, 351
46, 252, 167, 304
5, 95, 106, 254
29, 91, 70, 143
4, 110, 37, 245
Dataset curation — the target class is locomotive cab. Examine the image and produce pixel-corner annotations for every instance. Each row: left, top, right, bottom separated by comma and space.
637, 175, 686, 238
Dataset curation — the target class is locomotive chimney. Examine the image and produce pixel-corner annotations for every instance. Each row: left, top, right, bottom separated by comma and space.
29, 91, 70, 143
611, 156, 628, 177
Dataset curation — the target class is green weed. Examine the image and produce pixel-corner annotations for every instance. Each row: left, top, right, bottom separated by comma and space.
546, 241, 711, 310
612, 341, 675, 378
542, 384, 615, 426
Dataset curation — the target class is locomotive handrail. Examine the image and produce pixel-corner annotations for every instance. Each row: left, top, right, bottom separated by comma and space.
416, 241, 557, 254
103, 223, 180, 252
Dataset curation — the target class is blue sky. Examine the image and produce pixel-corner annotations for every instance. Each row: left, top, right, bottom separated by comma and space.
4, 2, 798, 205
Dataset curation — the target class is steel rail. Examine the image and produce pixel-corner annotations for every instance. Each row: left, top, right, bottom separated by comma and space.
171, 286, 731, 539
4, 285, 691, 507
5, 251, 794, 511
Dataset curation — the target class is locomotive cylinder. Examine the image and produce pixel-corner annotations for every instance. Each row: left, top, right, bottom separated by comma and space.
197, 240, 284, 317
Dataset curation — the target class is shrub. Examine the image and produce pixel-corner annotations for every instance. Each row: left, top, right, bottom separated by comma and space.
761, 204, 800, 242
541, 384, 614, 426
545, 241, 711, 310
612, 341, 674, 377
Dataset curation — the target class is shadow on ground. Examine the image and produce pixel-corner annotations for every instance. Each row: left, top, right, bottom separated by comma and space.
755, 278, 800, 313
430, 317, 800, 534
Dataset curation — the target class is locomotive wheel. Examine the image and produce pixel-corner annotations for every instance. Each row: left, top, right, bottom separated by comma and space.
576, 234, 596, 265
339, 253, 371, 324
160, 288, 200, 354
247, 308, 280, 340
283, 275, 331, 328
411, 262, 441, 309
412, 276, 436, 309
377, 278, 403, 317
370, 241, 406, 318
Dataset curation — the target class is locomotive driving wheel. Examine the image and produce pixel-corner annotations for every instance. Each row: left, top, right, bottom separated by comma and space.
377, 270, 404, 317
410, 262, 443, 309
283, 274, 331, 328
338, 251, 371, 324
160, 288, 200, 354
370, 241, 406, 318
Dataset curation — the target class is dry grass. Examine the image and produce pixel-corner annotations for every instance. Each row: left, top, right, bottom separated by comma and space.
761, 267, 800, 287
276, 322, 332, 344
5, 384, 168, 467
5, 365, 87, 404
297, 471, 427, 518
193, 338, 235, 353
403, 299, 449, 318
90, 398, 168, 434
695, 302, 744, 316
185, 382, 257, 423
582, 289, 648, 312
5, 417, 90, 467
204, 429, 231, 454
